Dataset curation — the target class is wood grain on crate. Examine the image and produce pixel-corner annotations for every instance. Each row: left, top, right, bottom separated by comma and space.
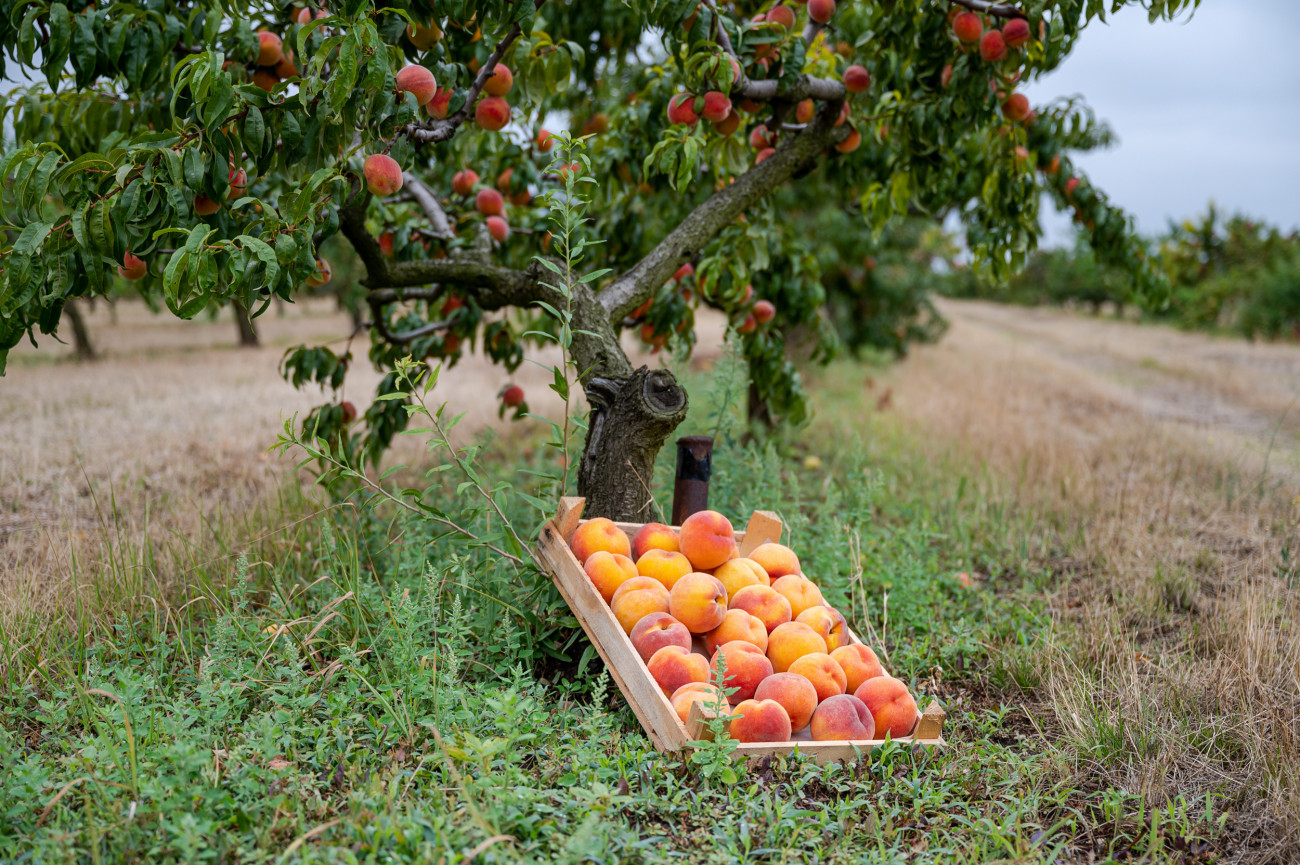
537, 496, 947, 761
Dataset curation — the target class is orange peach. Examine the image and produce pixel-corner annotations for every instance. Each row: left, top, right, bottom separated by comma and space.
395, 64, 437, 105
256, 31, 283, 66
363, 154, 403, 196
583, 551, 638, 602
754, 672, 818, 732
729, 584, 792, 633
830, 644, 885, 693
630, 612, 691, 663
678, 510, 735, 570
668, 573, 728, 634
633, 522, 680, 559
647, 645, 709, 697
611, 578, 670, 633
730, 699, 792, 743
570, 517, 631, 563
854, 676, 919, 739
748, 542, 801, 579
670, 682, 729, 724
771, 575, 825, 619
704, 609, 768, 655
766, 622, 827, 673
712, 557, 769, 600
787, 652, 847, 702
810, 694, 875, 741
709, 640, 773, 702
636, 549, 693, 590
796, 605, 848, 651
475, 96, 511, 131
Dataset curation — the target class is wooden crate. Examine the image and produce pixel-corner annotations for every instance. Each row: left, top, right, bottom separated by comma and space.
535, 497, 946, 762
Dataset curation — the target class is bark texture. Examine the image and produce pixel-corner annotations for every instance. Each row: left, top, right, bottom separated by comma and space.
234, 301, 259, 347
64, 300, 96, 361
577, 367, 689, 521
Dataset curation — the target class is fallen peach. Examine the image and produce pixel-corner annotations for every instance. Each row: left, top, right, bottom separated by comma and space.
630, 612, 692, 663
754, 672, 818, 732
679, 510, 735, 570
810, 694, 875, 741
636, 549, 694, 590
830, 644, 885, 693
570, 517, 631, 563
632, 522, 680, 559
648, 645, 709, 697
748, 542, 801, 579
669, 573, 728, 634
766, 621, 827, 673
709, 640, 773, 702
704, 608, 769, 655
795, 605, 848, 651
729, 584, 792, 633
771, 575, 825, 619
583, 550, 638, 603
787, 652, 847, 702
729, 698, 792, 743
854, 676, 919, 739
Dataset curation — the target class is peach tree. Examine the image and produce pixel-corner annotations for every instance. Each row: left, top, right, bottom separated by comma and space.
0, 0, 1196, 519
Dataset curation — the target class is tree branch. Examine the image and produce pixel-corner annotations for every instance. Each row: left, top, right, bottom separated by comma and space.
737, 74, 846, 103
400, 173, 455, 238
599, 100, 849, 321
948, 0, 1027, 19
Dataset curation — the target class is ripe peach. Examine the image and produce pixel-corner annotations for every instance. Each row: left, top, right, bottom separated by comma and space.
979, 30, 1006, 62
787, 652, 847, 702
611, 579, 670, 633
710, 640, 773, 702
808, 0, 835, 24
486, 213, 510, 242
705, 608, 769, 655
810, 694, 874, 741
796, 605, 848, 651
1065, 176, 1080, 199
452, 169, 478, 196
228, 167, 248, 197
730, 699, 792, 743
754, 672, 818, 732
713, 109, 742, 136
632, 522, 680, 559
475, 96, 511, 131
952, 11, 982, 44
941, 64, 954, 89
396, 65, 437, 105
500, 384, 524, 406
673, 262, 694, 282
536, 128, 555, 152
670, 682, 730, 723
274, 51, 298, 79
476, 188, 504, 216
297, 7, 328, 25
713, 557, 769, 600
637, 549, 694, 590
765, 4, 795, 32
194, 194, 220, 216
631, 612, 692, 662
667, 93, 699, 126
583, 112, 610, 134
771, 575, 824, 619
305, 257, 331, 286
843, 64, 871, 94
854, 676, 919, 738
669, 573, 728, 634
251, 68, 278, 92
483, 63, 513, 96
701, 91, 732, 124
749, 127, 774, 150
795, 98, 814, 124
648, 645, 709, 697
729, 584, 792, 633
257, 31, 283, 66
363, 154, 403, 196
117, 251, 147, 280
406, 21, 443, 50
425, 87, 452, 119
570, 517, 631, 563
748, 542, 799, 578
584, 550, 638, 603
755, 147, 776, 165
737, 313, 757, 335
830, 644, 885, 693
1002, 92, 1030, 123
1002, 17, 1031, 49
678, 510, 735, 570
766, 621, 827, 673
835, 128, 861, 154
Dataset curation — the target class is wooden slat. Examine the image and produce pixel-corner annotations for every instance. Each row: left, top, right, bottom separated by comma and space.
555, 497, 586, 542
738, 510, 784, 557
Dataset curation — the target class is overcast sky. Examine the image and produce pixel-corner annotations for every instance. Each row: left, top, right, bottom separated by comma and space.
1026, 0, 1300, 244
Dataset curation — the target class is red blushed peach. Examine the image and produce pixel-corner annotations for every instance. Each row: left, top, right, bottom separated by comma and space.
584, 551, 638, 603
256, 31, 283, 66
475, 96, 511, 131
795, 605, 848, 651
809, 694, 875, 741
631, 612, 692, 662
395, 64, 437, 105
730, 699, 792, 743
678, 510, 735, 570
363, 154, 404, 196
748, 542, 801, 579
485, 216, 509, 242
570, 517, 631, 563
787, 652, 847, 703
713, 557, 769, 600
729, 585, 792, 633
754, 672, 818, 732
611, 578, 670, 633
670, 682, 729, 724
771, 575, 825, 619
668, 573, 728, 634
830, 644, 885, 693
710, 640, 773, 702
451, 169, 478, 197
636, 549, 693, 590
633, 522, 680, 559
766, 621, 827, 673
647, 645, 709, 697
854, 676, 919, 739
704, 609, 768, 655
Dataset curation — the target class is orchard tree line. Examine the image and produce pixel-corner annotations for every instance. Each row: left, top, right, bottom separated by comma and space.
1, 0, 1199, 519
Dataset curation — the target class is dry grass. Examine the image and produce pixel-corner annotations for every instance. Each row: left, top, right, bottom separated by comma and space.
880, 300, 1300, 862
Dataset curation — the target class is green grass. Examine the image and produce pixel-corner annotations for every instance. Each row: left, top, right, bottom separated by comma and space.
0, 356, 1224, 863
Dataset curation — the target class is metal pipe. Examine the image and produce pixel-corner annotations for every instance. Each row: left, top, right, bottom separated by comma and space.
671, 435, 714, 525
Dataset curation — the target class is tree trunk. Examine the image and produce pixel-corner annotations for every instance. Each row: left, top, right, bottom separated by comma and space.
577, 366, 689, 521
234, 301, 259, 347
747, 380, 775, 429
64, 299, 97, 361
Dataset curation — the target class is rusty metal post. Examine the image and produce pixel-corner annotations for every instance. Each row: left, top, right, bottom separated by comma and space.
671, 436, 714, 525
